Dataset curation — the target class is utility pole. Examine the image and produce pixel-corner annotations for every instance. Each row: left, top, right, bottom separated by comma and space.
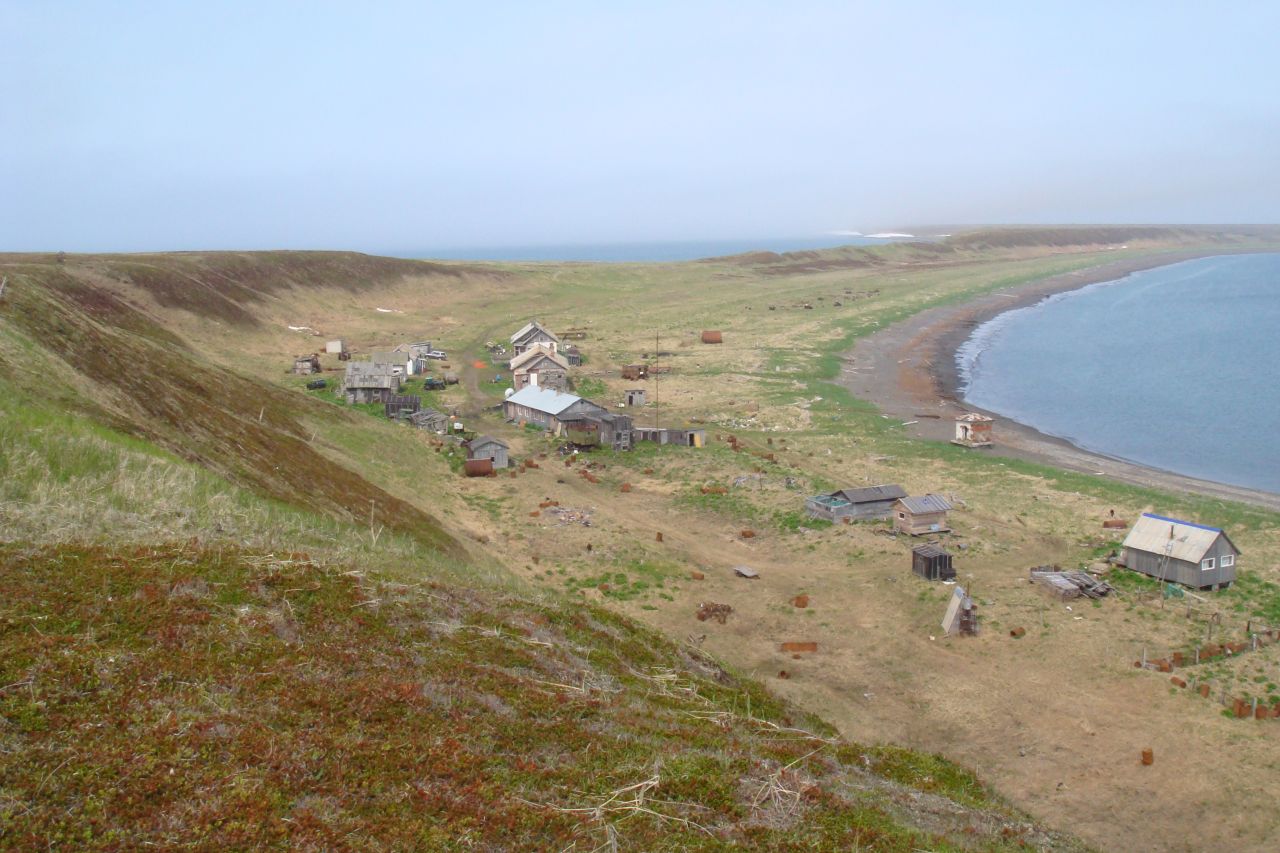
653, 329, 659, 430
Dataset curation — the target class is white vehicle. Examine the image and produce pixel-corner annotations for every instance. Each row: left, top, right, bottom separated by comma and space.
426, 350, 447, 359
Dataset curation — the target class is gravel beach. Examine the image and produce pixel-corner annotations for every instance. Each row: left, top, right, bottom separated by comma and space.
841, 250, 1280, 512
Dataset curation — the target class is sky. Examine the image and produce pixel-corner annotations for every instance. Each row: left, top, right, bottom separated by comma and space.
3, 1, 1279, 253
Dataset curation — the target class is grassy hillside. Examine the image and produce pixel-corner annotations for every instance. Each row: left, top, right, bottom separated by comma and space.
0, 542, 1078, 851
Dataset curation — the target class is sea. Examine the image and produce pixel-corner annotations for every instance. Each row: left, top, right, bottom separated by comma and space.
394, 234, 927, 263
957, 253, 1280, 494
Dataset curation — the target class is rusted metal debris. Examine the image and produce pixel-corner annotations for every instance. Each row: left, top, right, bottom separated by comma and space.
696, 602, 733, 624
545, 506, 592, 526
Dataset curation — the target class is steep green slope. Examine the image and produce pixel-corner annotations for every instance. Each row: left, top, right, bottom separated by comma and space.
0, 543, 1081, 851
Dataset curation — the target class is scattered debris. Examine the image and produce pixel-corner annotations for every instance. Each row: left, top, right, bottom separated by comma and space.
690, 570, 704, 581
792, 595, 809, 609
546, 506, 593, 526
696, 602, 733, 624
1029, 567, 1114, 599
733, 566, 759, 579
1009, 627, 1026, 638
780, 641, 817, 653
1141, 748, 1154, 766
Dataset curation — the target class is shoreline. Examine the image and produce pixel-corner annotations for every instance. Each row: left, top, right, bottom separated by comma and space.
842, 250, 1280, 513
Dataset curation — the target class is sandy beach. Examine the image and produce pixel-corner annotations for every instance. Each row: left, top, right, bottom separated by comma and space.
842, 250, 1280, 512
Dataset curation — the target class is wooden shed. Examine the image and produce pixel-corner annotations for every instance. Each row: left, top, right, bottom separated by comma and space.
701, 330, 723, 344
1121, 513, 1239, 590
384, 395, 421, 420
893, 494, 953, 536
466, 436, 510, 470
911, 544, 955, 581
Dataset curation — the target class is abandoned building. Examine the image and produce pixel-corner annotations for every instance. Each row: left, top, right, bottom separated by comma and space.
292, 354, 321, 375
1121, 513, 1239, 590
911, 543, 955, 581
466, 435, 510, 469
510, 344, 571, 392
893, 494, 953, 536
409, 408, 449, 433
502, 386, 634, 450
562, 344, 583, 366
342, 361, 402, 404
632, 427, 706, 447
624, 389, 646, 407
804, 483, 906, 522
941, 586, 978, 636
384, 395, 421, 420
563, 412, 635, 450
510, 321, 561, 357
952, 412, 994, 448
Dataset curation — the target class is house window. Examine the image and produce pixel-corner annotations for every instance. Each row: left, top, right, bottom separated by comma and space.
1221, 555, 1235, 568
897, 512, 906, 520
1201, 557, 1216, 571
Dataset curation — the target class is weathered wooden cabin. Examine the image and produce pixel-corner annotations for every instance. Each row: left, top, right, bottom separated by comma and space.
342, 362, 402, 404
633, 427, 706, 447
562, 413, 634, 451
1121, 513, 1239, 590
805, 483, 906, 522
911, 544, 955, 581
510, 345, 571, 392
466, 436, 510, 469
893, 494, 953, 536
510, 321, 561, 357
562, 344, 583, 366
952, 412, 994, 448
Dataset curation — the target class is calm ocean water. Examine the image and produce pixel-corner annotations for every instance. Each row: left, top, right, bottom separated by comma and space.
958, 253, 1280, 494
396, 234, 926, 262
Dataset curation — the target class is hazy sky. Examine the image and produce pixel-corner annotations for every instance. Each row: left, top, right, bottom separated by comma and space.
4, 1, 1279, 252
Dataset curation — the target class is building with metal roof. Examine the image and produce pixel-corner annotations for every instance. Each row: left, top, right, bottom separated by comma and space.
1121, 513, 1239, 589
893, 494, 953, 536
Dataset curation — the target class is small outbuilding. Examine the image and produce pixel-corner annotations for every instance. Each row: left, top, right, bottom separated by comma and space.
633, 427, 706, 447
624, 389, 646, 407
292, 354, 321, 375
805, 483, 906, 522
952, 412, 994, 448
1121, 513, 1239, 590
384, 395, 421, 420
342, 361, 403, 404
911, 544, 955, 581
893, 494, 953, 536
466, 435, 510, 470
325, 339, 345, 354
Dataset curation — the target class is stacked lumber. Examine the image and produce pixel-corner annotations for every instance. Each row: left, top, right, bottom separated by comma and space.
1029, 567, 1114, 599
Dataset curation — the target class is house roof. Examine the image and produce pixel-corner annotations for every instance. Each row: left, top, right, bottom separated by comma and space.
504, 385, 582, 416
510, 321, 560, 346
912, 543, 950, 559
468, 435, 508, 450
833, 484, 906, 504
896, 494, 953, 514
1123, 513, 1238, 563
510, 344, 569, 372
955, 412, 993, 422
